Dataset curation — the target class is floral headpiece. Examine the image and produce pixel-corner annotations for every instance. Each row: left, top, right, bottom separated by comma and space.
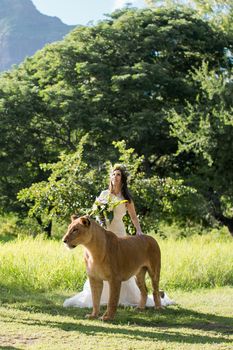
111, 163, 131, 181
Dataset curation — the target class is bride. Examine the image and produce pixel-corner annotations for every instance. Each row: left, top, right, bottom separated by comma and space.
63, 164, 174, 308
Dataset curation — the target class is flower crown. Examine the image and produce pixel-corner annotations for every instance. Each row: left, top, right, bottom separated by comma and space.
111, 163, 131, 180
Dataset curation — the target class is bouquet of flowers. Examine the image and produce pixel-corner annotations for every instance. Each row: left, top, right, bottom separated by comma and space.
90, 194, 127, 227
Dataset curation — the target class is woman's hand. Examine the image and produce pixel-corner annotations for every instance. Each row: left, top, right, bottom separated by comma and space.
136, 229, 143, 236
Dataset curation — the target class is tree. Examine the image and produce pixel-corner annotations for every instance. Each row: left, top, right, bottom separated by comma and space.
0, 65, 51, 213
18, 137, 204, 236
17, 135, 104, 237
145, 0, 233, 33
168, 62, 233, 235
1, 6, 232, 226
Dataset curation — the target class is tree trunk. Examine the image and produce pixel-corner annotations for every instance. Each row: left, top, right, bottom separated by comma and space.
44, 220, 52, 238
208, 189, 233, 237
214, 213, 233, 237
35, 216, 52, 238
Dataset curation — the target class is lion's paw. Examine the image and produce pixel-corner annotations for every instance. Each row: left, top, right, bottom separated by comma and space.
135, 305, 146, 311
85, 313, 98, 319
99, 314, 114, 321
155, 306, 164, 311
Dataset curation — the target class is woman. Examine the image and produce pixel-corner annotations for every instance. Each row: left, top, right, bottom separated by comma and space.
63, 164, 174, 308
101, 163, 143, 237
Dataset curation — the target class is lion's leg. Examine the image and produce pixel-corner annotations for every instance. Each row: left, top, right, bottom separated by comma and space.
100, 280, 121, 321
86, 277, 103, 319
148, 264, 162, 310
135, 267, 148, 309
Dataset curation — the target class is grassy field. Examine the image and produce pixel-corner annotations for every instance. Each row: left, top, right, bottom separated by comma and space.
0, 286, 232, 350
0, 230, 232, 349
0, 232, 232, 292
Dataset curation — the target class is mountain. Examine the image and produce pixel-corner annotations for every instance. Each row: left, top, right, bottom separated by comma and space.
0, 0, 75, 71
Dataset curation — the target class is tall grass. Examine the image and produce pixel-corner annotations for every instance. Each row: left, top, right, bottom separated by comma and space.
0, 233, 232, 293
159, 234, 233, 290
0, 237, 86, 292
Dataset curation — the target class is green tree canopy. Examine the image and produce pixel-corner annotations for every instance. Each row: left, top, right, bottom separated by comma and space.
145, 0, 233, 33
1, 6, 233, 237
18, 137, 203, 237
1, 6, 231, 213
168, 61, 233, 235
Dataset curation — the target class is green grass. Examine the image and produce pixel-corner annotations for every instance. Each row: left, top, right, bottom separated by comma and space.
159, 234, 233, 290
0, 229, 232, 349
0, 233, 232, 293
0, 287, 232, 349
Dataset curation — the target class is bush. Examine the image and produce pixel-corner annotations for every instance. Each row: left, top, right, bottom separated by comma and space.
18, 138, 211, 237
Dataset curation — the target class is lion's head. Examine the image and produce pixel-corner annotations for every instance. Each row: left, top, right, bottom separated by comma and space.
63, 215, 91, 249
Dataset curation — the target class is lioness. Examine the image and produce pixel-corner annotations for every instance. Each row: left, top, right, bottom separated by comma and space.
63, 215, 162, 320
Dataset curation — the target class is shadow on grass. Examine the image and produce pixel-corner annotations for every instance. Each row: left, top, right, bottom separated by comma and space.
1, 286, 232, 346
2, 308, 232, 346
0, 347, 22, 350
0, 345, 20, 350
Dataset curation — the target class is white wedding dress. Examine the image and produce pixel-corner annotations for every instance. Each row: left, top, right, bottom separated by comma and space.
63, 190, 174, 308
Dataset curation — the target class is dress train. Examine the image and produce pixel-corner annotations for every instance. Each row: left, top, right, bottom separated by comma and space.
63, 277, 175, 308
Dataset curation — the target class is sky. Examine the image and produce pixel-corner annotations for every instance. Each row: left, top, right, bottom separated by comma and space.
31, 0, 147, 26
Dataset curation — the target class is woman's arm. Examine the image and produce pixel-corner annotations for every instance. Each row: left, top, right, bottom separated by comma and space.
127, 201, 143, 235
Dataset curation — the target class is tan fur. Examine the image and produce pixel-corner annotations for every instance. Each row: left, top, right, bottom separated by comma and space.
63, 215, 162, 320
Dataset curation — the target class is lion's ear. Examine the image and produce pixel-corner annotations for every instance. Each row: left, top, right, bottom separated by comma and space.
71, 214, 79, 222
79, 216, 90, 227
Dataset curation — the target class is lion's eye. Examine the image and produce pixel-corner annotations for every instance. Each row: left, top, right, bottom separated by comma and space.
71, 229, 78, 236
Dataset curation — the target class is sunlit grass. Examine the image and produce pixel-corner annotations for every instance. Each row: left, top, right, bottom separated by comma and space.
0, 232, 232, 293
0, 287, 232, 350
159, 234, 233, 290
0, 236, 86, 292
0, 229, 232, 349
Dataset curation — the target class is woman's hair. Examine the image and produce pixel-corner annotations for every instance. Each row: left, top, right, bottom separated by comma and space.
109, 164, 132, 202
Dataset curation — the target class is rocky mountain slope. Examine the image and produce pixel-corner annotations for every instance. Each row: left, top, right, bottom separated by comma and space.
0, 0, 75, 71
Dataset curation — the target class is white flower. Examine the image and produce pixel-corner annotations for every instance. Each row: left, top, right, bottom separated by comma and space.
90, 195, 127, 227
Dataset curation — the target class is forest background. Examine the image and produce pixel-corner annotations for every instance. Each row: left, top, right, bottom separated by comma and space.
1, 0, 233, 239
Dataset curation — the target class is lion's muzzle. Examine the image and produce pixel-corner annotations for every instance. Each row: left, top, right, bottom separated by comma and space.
63, 237, 77, 249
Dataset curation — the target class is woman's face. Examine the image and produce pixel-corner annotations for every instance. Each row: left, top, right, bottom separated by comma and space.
111, 169, 122, 187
